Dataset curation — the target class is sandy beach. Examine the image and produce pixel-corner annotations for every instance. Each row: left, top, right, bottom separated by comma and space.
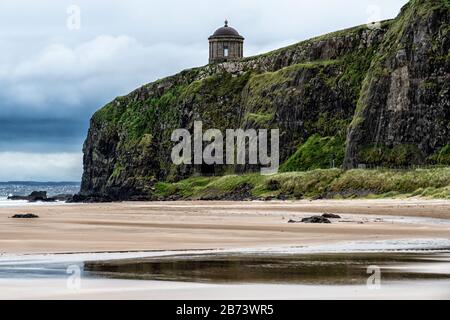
1, 199, 450, 300
1, 199, 449, 255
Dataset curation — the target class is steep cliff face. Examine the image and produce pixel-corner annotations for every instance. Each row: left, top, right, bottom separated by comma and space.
344, 0, 450, 168
80, 0, 449, 200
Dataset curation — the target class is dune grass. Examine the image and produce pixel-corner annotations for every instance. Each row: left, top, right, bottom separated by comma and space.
153, 167, 450, 200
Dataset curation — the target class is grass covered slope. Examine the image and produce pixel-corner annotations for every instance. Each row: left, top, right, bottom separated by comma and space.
280, 134, 345, 172
154, 167, 450, 200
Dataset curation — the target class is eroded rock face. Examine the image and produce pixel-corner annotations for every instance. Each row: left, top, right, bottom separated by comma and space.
344, 0, 449, 168
80, 0, 449, 200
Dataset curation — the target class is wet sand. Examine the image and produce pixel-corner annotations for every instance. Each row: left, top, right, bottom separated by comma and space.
2, 278, 449, 300
0, 199, 449, 255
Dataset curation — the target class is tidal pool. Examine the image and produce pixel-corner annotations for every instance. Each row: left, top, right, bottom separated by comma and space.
84, 252, 450, 285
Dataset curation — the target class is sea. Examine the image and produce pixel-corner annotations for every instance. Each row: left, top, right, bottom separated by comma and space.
0, 181, 80, 206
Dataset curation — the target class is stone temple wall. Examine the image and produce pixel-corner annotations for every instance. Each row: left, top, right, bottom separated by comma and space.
209, 37, 243, 63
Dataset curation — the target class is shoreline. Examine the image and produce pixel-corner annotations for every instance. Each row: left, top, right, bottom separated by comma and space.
1, 239, 450, 265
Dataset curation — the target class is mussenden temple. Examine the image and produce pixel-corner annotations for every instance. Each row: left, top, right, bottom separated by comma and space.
209, 20, 244, 64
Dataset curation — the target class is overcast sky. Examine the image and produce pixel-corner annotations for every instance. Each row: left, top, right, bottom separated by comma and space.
0, 0, 408, 181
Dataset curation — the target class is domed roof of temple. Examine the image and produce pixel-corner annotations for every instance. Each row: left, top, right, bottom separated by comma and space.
210, 20, 244, 39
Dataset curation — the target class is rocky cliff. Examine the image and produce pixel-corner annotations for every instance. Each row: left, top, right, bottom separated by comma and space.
344, 0, 450, 168
80, 0, 449, 200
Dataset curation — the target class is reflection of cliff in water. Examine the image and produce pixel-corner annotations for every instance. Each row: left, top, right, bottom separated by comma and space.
85, 253, 450, 285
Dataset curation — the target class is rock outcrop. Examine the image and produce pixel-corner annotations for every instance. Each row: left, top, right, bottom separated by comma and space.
7, 191, 73, 202
8, 191, 54, 202
80, 0, 449, 201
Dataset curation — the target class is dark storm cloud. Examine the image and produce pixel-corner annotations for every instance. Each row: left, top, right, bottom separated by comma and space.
0, 118, 87, 152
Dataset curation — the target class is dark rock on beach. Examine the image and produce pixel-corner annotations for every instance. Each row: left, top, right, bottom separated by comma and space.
10, 213, 39, 219
301, 216, 332, 224
8, 191, 56, 202
288, 216, 332, 224
322, 213, 341, 219
7, 191, 76, 203
28, 191, 47, 201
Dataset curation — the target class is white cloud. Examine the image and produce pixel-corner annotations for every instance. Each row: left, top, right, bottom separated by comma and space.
0, 152, 83, 181
0, 35, 205, 116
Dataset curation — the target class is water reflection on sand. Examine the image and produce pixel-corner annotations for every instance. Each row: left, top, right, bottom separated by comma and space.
84, 252, 450, 285
1, 251, 450, 299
